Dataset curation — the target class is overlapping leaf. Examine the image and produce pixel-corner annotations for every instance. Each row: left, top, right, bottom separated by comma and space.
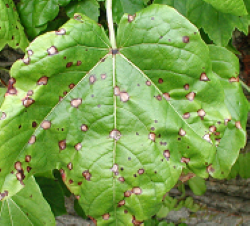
154, 0, 187, 16
0, 0, 29, 51
0, 176, 55, 226
0, 4, 247, 225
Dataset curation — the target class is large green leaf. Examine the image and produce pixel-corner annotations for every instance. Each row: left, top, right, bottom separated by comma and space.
65, 0, 100, 22
0, 0, 29, 51
153, 0, 187, 16
0, 176, 55, 226
208, 45, 248, 178
202, 0, 248, 16
186, 0, 248, 46
0, 5, 246, 225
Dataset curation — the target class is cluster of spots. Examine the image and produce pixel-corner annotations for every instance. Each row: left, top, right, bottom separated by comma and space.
128, 14, 136, 22
55, 28, 66, 35
124, 187, 142, 198
15, 159, 32, 185
71, 98, 82, 108
229, 76, 239, 82
0, 190, 8, 201
82, 170, 91, 181
109, 129, 121, 141
114, 86, 129, 102
6, 78, 17, 95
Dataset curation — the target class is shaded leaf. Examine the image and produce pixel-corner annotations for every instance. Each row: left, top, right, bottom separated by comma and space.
186, 0, 248, 46
209, 45, 248, 178
0, 88, 6, 106
0, 177, 55, 226
202, 0, 248, 16
0, 0, 29, 51
154, 0, 187, 16
35, 177, 67, 216
74, 199, 88, 219
65, 0, 100, 22
0, 5, 247, 224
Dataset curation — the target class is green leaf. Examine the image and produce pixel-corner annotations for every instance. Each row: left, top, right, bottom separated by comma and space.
65, 0, 100, 22
202, 0, 248, 16
0, 5, 247, 224
188, 176, 206, 195
0, 88, 6, 106
112, 0, 145, 23
154, 0, 187, 16
186, 0, 249, 46
0, 0, 29, 51
74, 199, 88, 219
58, 0, 71, 6
244, 0, 250, 14
17, 0, 60, 39
209, 45, 248, 178
35, 177, 67, 216
238, 152, 250, 178
0, 177, 55, 226
156, 205, 170, 218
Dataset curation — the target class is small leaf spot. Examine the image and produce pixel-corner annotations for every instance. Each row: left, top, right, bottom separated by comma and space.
146, 81, 151, 86
138, 169, 144, 174
69, 83, 75, 89
55, 28, 66, 35
22, 57, 30, 65
156, 95, 162, 101
102, 213, 110, 220
224, 119, 231, 125
109, 129, 121, 140
67, 162, 73, 170
47, 46, 58, 55
158, 78, 163, 84
197, 109, 206, 117
70, 98, 82, 108
181, 157, 190, 163
25, 155, 31, 162
148, 132, 156, 142
184, 84, 189, 90
182, 36, 189, 43
163, 150, 170, 159
76, 60, 82, 66
101, 74, 106, 79
203, 134, 211, 143
89, 75, 96, 84
114, 86, 120, 96
37, 76, 48, 85
1, 112, 6, 120
120, 92, 129, 102
82, 170, 91, 181
15, 161, 22, 171
118, 200, 125, 207
209, 126, 216, 132
185, 92, 196, 101
74, 143, 82, 151
28, 135, 36, 144
163, 93, 170, 101
182, 112, 190, 119
22, 97, 35, 108
124, 191, 132, 197
81, 124, 88, 132
58, 140, 66, 150
69, 179, 73, 184
128, 14, 136, 22
229, 77, 239, 82
235, 121, 242, 129
41, 120, 51, 130
118, 177, 125, 182
132, 187, 142, 195
207, 164, 215, 173
66, 62, 73, 68
200, 73, 209, 81
179, 128, 186, 136
27, 90, 33, 96
27, 50, 33, 56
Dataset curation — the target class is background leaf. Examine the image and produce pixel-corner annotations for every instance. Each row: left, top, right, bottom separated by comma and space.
0, 177, 55, 226
65, 0, 100, 22
154, 0, 187, 16
188, 176, 206, 195
0, 0, 29, 51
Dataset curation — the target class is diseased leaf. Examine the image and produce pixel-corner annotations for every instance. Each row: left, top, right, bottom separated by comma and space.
186, 0, 248, 46
0, 0, 29, 51
65, 0, 100, 22
154, 0, 187, 16
112, 0, 145, 23
0, 177, 55, 226
202, 0, 248, 16
0, 5, 247, 225
209, 45, 248, 178
35, 177, 67, 216
17, 0, 60, 39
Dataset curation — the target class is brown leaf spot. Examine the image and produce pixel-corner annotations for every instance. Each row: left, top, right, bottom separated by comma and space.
184, 84, 189, 90
74, 143, 82, 151
109, 129, 121, 140
76, 60, 82, 66
22, 57, 30, 65
67, 162, 73, 170
28, 135, 36, 144
71, 98, 82, 108
182, 36, 189, 43
181, 157, 190, 163
69, 179, 73, 184
200, 73, 209, 81
148, 132, 156, 142
55, 28, 66, 35
27, 50, 33, 56
163, 150, 170, 159
229, 77, 239, 82
224, 118, 231, 125
41, 120, 51, 130
101, 74, 106, 79
1, 112, 6, 120
81, 124, 88, 132
27, 90, 33, 96
58, 140, 66, 150
25, 155, 31, 162
128, 14, 136, 22
179, 128, 186, 136
235, 121, 242, 129
118, 177, 125, 182
82, 170, 91, 181
132, 187, 142, 195
47, 46, 58, 55
203, 134, 211, 143
186, 92, 196, 101
197, 109, 206, 117
163, 93, 170, 101
102, 213, 110, 220
124, 191, 132, 197
15, 161, 22, 171
209, 126, 216, 132
66, 62, 73, 68
207, 164, 215, 173
22, 97, 35, 108
146, 81, 151, 86
182, 112, 190, 119
118, 200, 125, 207
120, 92, 129, 102
37, 76, 48, 85
16, 172, 23, 181
69, 83, 75, 89
138, 169, 144, 174
114, 86, 120, 96
156, 95, 162, 101
158, 78, 163, 84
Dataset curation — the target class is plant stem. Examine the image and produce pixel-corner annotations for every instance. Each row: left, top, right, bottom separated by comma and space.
240, 79, 250, 93
106, 0, 117, 49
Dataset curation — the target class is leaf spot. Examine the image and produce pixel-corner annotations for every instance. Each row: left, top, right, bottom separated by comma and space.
235, 121, 242, 129
124, 191, 132, 197
47, 46, 58, 55
179, 128, 186, 136
120, 92, 129, 102
118, 200, 125, 207
102, 213, 110, 220
27, 90, 33, 96
207, 164, 215, 173
229, 77, 239, 82
22, 57, 30, 65
156, 95, 162, 101
74, 143, 82, 151
81, 124, 88, 132
184, 84, 189, 90
163, 150, 170, 159
163, 93, 170, 101
185, 92, 196, 101
182, 36, 190, 43
1, 112, 6, 120
89, 75, 96, 84
25, 155, 31, 162
55, 28, 66, 35
69, 83, 75, 89
209, 126, 216, 132
101, 74, 106, 79
22, 97, 35, 108
146, 81, 151, 86
15, 161, 22, 171
27, 50, 33, 56
118, 177, 125, 182
67, 162, 73, 170
41, 120, 51, 130
109, 129, 121, 140
66, 62, 73, 68
197, 109, 206, 117
203, 134, 211, 143
114, 86, 120, 96
182, 112, 190, 119
28, 135, 36, 144
132, 187, 142, 195
128, 14, 136, 22
200, 73, 209, 81
181, 157, 190, 164
82, 170, 91, 181
58, 140, 66, 150
138, 169, 144, 174
148, 132, 156, 142
70, 98, 82, 108
158, 78, 163, 84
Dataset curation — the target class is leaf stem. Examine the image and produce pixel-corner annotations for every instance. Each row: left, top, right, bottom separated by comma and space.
106, 0, 117, 49
240, 79, 250, 93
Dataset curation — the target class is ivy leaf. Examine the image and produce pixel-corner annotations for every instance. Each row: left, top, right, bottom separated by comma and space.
0, 176, 55, 226
209, 45, 248, 178
0, 0, 29, 51
186, 0, 248, 46
17, 0, 60, 39
0, 5, 246, 224
188, 176, 206, 195
202, 0, 248, 16
35, 177, 67, 216
154, 0, 187, 16
65, 0, 100, 22
112, 0, 145, 23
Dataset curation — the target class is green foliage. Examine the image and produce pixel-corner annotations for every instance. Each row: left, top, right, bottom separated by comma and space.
0, 0, 249, 225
